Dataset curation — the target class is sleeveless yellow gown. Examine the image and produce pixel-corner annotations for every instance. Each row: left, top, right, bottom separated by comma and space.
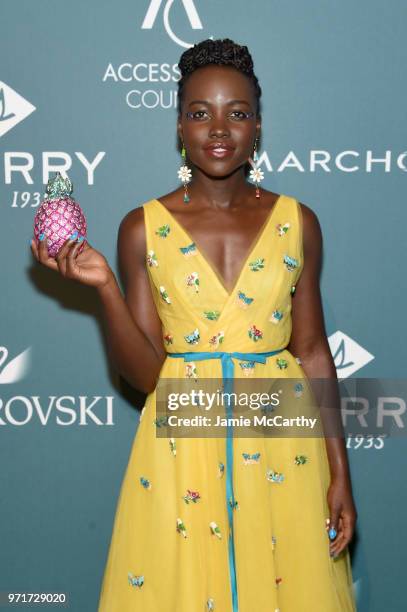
98, 194, 356, 612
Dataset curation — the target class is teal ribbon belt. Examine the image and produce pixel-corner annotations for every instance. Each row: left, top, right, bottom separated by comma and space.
167, 349, 284, 612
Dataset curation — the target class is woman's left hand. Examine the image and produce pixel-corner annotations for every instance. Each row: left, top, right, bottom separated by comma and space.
326, 476, 358, 558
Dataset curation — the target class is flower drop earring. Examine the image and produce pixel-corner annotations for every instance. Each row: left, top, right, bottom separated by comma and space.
178, 140, 192, 204
249, 137, 264, 199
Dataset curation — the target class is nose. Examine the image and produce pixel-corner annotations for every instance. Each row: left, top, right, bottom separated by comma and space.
209, 116, 230, 138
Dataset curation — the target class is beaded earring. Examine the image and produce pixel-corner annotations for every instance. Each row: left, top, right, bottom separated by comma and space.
178, 141, 192, 204
249, 137, 264, 199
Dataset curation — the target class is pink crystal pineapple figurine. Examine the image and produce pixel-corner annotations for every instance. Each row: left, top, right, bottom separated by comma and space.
33, 172, 87, 258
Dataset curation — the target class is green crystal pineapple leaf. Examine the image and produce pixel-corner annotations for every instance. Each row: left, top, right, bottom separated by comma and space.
45, 171, 73, 199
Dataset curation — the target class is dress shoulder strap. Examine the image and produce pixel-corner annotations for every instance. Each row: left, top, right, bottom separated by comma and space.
292, 196, 304, 266
273, 194, 304, 286
141, 199, 163, 253
288, 196, 304, 285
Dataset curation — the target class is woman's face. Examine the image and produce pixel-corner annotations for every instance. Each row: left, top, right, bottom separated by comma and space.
177, 64, 260, 178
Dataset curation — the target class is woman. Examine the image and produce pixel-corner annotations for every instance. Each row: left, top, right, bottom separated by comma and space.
31, 38, 357, 612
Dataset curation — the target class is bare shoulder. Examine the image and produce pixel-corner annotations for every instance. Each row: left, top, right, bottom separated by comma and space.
117, 190, 180, 250
155, 188, 185, 212
297, 200, 323, 245
117, 205, 146, 266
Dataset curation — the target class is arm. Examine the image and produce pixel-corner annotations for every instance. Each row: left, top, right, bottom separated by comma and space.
287, 202, 357, 556
96, 207, 166, 394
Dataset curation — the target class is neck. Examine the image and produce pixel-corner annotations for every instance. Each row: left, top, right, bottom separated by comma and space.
186, 166, 255, 210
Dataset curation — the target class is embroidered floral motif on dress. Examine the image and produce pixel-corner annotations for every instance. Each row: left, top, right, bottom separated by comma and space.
155, 224, 170, 238
139, 476, 151, 490
179, 242, 197, 256
128, 573, 144, 587
242, 452, 261, 464
248, 257, 265, 271
248, 324, 263, 342
186, 272, 200, 292
146, 250, 158, 266
183, 489, 201, 504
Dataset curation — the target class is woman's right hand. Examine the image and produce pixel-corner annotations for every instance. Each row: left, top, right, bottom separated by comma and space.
30, 235, 114, 289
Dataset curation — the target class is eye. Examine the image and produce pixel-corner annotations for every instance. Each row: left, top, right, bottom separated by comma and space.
185, 110, 254, 121
186, 110, 208, 120
230, 110, 253, 120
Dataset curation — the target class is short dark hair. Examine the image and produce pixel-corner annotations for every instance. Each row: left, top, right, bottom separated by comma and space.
177, 37, 262, 117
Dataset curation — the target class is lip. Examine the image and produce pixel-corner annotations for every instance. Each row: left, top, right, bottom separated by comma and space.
203, 142, 235, 158
203, 142, 235, 151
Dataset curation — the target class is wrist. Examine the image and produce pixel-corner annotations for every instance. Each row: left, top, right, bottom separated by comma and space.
329, 467, 352, 486
96, 270, 117, 294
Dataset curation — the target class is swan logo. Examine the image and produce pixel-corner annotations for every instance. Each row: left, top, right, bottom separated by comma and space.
0, 82, 36, 139
141, 0, 206, 48
328, 331, 374, 378
0, 346, 31, 384
0, 345, 115, 425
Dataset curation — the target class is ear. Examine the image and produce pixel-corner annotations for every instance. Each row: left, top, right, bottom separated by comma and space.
256, 115, 262, 137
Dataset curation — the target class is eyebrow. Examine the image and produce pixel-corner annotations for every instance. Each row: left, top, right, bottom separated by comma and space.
188, 99, 251, 107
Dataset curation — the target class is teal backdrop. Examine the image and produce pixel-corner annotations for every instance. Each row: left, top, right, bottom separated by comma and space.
1, 1, 406, 610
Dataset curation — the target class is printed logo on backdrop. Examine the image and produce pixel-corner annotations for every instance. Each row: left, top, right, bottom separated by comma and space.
0, 81, 36, 138
1, 85, 106, 209
103, 5, 407, 172
4, 150, 106, 209
142, 0, 206, 48
328, 331, 374, 378
0, 346, 31, 384
102, 0, 210, 110
1, 85, 105, 208
0, 345, 114, 426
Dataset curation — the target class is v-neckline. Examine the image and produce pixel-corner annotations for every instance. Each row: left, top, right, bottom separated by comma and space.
153, 194, 284, 297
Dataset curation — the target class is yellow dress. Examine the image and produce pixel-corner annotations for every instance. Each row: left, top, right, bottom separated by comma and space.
98, 194, 356, 612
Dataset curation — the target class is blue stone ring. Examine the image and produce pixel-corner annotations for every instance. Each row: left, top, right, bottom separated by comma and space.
328, 527, 337, 540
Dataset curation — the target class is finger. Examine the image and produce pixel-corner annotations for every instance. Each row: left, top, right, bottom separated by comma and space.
29, 238, 39, 261
338, 513, 355, 545
335, 516, 345, 537
330, 528, 345, 550
330, 532, 349, 557
36, 236, 59, 271
327, 509, 340, 543
329, 515, 345, 546
55, 236, 79, 274
65, 238, 83, 277
37, 235, 49, 261
330, 515, 354, 555
37, 234, 51, 260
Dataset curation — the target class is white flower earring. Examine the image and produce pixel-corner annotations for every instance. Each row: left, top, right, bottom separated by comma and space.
178, 140, 192, 204
249, 137, 264, 199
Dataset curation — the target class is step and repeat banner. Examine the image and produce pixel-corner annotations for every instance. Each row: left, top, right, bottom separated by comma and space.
1, 1, 406, 610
